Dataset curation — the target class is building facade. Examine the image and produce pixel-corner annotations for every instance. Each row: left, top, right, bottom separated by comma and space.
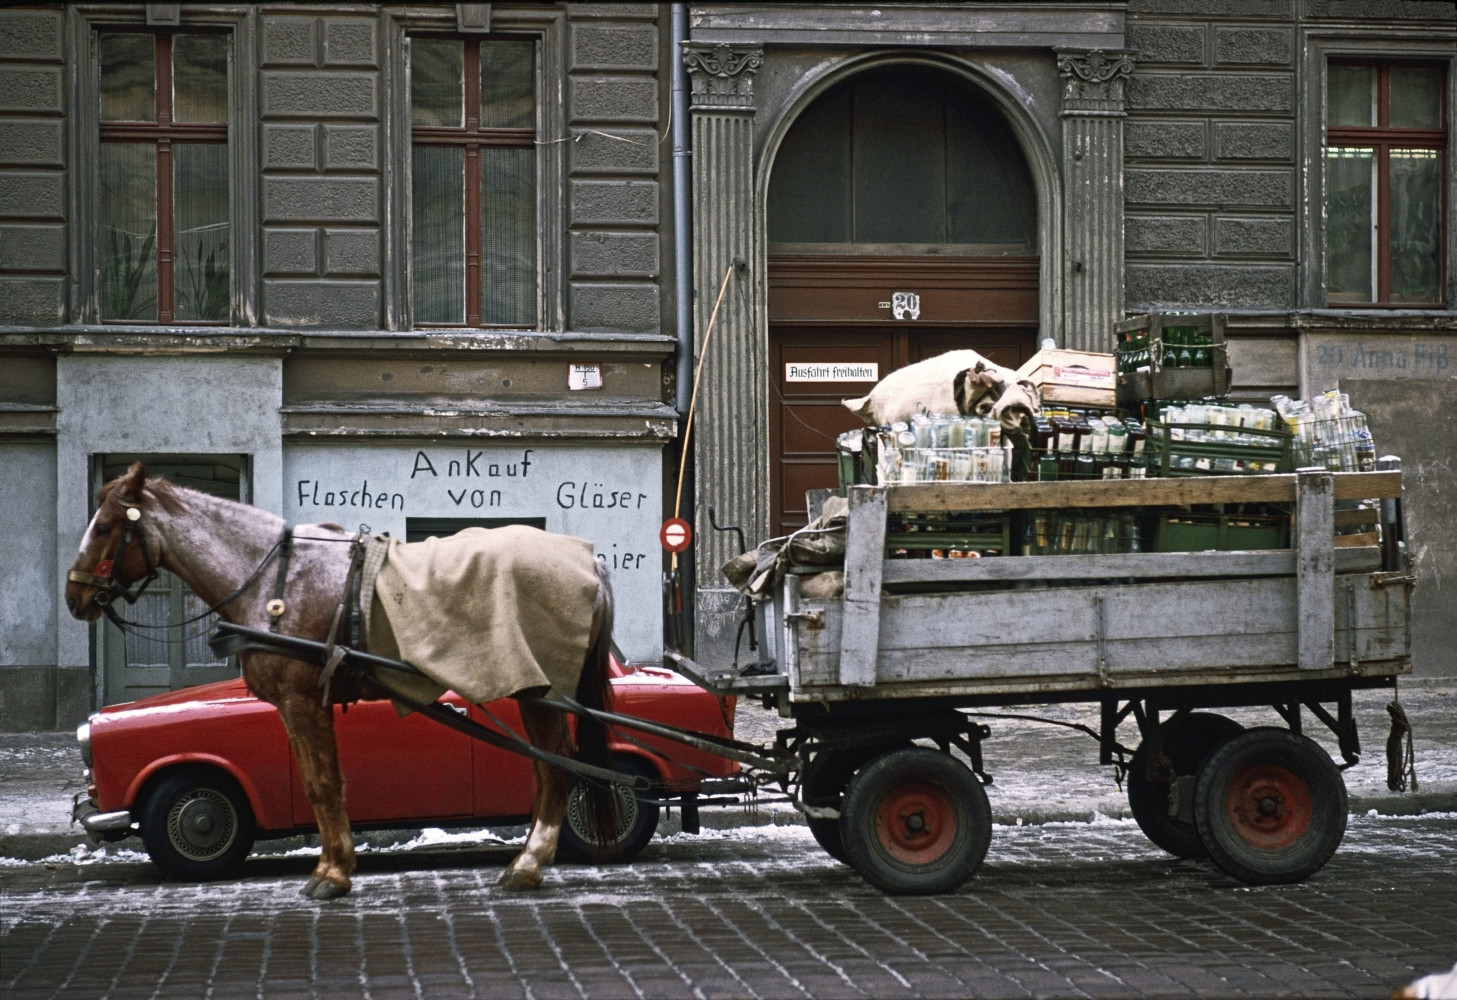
2, 2, 1454, 731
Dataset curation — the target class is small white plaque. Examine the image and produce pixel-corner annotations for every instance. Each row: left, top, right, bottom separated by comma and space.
568, 364, 603, 390
785, 362, 879, 383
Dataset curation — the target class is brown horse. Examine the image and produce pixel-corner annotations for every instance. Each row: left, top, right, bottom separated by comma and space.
65, 462, 617, 900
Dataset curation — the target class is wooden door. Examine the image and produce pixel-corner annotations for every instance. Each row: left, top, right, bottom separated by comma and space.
769, 325, 1035, 536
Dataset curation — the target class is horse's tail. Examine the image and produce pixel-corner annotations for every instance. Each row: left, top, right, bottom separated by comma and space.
573, 556, 620, 855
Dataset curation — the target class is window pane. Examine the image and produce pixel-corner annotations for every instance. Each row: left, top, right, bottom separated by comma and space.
853, 76, 945, 243
100, 143, 158, 321
1328, 65, 1375, 128
100, 33, 155, 122
1391, 67, 1443, 130
480, 40, 535, 129
947, 95, 1035, 247
1389, 148, 1442, 303
1326, 147, 1375, 303
412, 146, 465, 323
768, 87, 851, 243
481, 147, 535, 325
174, 143, 230, 321
411, 38, 463, 128
173, 33, 228, 124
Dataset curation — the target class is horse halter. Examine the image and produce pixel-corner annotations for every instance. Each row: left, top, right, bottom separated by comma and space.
67, 498, 160, 609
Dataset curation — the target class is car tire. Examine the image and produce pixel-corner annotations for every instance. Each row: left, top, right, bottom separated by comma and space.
138, 769, 256, 881
557, 755, 661, 864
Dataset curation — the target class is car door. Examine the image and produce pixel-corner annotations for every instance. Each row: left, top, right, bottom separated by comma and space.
291, 694, 475, 826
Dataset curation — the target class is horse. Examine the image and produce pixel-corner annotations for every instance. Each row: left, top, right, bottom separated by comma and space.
65, 461, 617, 900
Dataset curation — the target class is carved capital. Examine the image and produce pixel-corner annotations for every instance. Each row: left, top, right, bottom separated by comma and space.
683, 43, 764, 110
1056, 49, 1135, 113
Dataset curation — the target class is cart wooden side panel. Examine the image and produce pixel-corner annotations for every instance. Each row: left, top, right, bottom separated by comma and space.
775, 471, 1412, 703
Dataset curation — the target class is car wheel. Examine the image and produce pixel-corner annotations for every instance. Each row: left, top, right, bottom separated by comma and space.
557, 755, 661, 864
138, 769, 256, 881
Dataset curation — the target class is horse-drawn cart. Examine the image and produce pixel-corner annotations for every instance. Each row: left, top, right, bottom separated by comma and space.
667, 468, 1415, 894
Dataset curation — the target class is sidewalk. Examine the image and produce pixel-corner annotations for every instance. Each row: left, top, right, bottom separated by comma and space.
3, 677, 1453, 863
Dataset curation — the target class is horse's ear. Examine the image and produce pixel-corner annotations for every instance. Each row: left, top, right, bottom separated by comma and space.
118, 462, 147, 501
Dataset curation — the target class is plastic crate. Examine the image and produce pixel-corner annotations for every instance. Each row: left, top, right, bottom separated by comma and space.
887, 512, 1012, 558
1154, 513, 1290, 552
1147, 420, 1292, 477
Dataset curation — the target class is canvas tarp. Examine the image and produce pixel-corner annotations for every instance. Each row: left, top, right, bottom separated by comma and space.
360, 526, 600, 706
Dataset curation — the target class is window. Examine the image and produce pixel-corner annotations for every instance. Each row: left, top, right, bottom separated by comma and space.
98, 31, 230, 323
410, 36, 537, 327
769, 68, 1036, 251
1326, 63, 1445, 305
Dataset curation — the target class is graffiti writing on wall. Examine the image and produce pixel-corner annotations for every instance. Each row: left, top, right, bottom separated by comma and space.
1312, 342, 1449, 373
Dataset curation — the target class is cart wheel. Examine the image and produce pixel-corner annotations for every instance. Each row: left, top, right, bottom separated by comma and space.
1127, 713, 1245, 859
840, 748, 990, 895
1194, 727, 1347, 885
558, 755, 660, 864
800, 742, 912, 864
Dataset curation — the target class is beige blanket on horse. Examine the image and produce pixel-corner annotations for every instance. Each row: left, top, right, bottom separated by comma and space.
361, 526, 600, 707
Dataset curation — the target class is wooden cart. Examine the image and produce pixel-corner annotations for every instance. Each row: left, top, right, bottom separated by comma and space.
670, 469, 1414, 894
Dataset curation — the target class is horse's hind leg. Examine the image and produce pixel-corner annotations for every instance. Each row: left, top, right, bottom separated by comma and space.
499, 699, 572, 891
276, 692, 356, 900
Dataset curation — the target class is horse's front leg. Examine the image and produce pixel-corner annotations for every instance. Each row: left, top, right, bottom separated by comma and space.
499, 700, 572, 891
276, 693, 356, 900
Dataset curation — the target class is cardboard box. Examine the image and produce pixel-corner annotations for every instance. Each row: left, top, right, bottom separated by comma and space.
1017, 349, 1117, 406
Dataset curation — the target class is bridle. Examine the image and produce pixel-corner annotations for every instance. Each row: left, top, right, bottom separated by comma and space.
69, 496, 297, 633
67, 498, 161, 611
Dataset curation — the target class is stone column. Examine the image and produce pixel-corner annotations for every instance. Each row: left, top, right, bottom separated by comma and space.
684, 43, 764, 654
1057, 49, 1134, 352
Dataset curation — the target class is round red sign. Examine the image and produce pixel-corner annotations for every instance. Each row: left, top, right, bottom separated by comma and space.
659, 518, 692, 553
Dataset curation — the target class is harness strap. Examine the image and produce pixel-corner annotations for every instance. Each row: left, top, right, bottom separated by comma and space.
266, 527, 294, 632
319, 532, 369, 705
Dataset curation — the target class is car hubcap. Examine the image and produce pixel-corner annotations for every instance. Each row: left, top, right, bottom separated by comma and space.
168, 790, 235, 859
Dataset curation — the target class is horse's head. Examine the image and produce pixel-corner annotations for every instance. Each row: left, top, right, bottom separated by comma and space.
65, 462, 174, 621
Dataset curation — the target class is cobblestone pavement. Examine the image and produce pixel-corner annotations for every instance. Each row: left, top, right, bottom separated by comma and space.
4, 812, 1455, 1000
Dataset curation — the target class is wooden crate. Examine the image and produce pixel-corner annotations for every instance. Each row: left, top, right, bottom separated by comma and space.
1115, 312, 1231, 404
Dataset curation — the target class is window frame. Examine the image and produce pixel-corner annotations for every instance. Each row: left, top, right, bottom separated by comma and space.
1303, 34, 1455, 311
386, 8, 564, 333
1325, 61, 1447, 307
409, 33, 538, 328
72, 7, 257, 328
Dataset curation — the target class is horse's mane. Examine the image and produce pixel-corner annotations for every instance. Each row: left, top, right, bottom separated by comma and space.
142, 477, 192, 515
97, 474, 189, 516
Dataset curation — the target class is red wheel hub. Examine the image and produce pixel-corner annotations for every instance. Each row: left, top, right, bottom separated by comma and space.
1224, 762, 1313, 850
874, 782, 956, 864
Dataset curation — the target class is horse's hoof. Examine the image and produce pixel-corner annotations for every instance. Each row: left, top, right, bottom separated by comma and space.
497, 869, 543, 892
301, 875, 351, 900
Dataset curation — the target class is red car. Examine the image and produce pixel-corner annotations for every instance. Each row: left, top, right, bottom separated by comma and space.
72, 654, 737, 880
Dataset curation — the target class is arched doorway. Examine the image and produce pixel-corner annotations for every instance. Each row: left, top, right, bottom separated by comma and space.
767, 66, 1040, 535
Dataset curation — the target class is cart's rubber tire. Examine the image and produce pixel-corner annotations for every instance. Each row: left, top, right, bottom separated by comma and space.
1127, 713, 1245, 859
840, 748, 990, 895
138, 768, 256, 882
1194, 727, 1347, 885
800, 742, 913, 864
558, 755, 661, 864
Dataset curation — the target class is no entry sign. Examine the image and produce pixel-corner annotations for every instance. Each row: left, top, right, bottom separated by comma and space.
660, 517, 692, 553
